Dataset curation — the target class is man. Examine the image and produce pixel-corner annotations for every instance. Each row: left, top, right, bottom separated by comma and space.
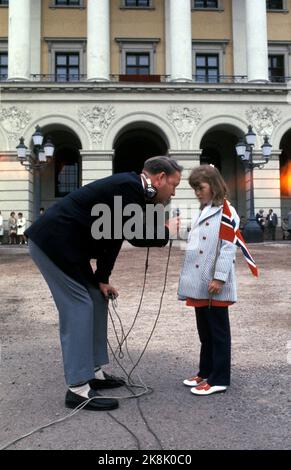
25, 156, 182, 411
255, 209, 265, 233
266, 208, 278, 241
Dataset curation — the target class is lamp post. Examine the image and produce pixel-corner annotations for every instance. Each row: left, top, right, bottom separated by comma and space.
235, 125, 272, 243
16, 126, 55, 221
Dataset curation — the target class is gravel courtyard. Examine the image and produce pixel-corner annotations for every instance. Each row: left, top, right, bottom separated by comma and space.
0, 242, 290, 450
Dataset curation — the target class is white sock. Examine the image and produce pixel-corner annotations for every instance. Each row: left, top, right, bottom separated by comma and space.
94, 368, 106, 380
69, 382, 91, 398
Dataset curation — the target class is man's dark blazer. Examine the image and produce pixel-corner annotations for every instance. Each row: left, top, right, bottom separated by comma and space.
25, 172, 169, 286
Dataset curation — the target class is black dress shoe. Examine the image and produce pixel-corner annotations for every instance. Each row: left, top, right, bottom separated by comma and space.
65, 388, 119, 411
89, 372, 126, 389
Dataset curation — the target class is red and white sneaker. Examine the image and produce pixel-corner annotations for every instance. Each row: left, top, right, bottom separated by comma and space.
183, 375, 207, 387
190, 382, 227, 396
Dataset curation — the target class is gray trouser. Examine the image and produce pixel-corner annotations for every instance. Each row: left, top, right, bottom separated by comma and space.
28, 240, 109, 386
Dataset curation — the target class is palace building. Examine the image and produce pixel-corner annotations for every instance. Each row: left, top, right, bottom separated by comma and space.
0, 0, 291, 231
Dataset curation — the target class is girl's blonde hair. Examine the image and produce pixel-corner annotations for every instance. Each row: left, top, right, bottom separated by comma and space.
188, 165, 228, 206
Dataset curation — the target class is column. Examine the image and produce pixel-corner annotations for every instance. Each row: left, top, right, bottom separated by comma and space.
30, 0, 41, 77
168, 0, 192, 82
232, 0, 247, 79
87, 0, 110, 81
0, 152, 33, 229
245, 0, 269, 82
253, 150, 281, 223
8, 0, 31, 81
169, 151, 201, 235
80, 151, 113, 185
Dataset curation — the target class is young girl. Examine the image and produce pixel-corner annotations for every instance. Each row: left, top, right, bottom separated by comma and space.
178, 165, 239, 396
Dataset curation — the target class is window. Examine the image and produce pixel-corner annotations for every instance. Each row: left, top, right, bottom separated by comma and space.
193, 0, 218, 8
0, 53, 8, 81
195, 54, 219, 82
269, 55, 285, 82
55, 0, 80, 5
126, 53, 150, 75
0, 0, 9, 5
115, 38, 159, 77
46, 39, 86, 81
55, 148, 79, 197
55, 53, 80, 82
266, 0, 284, 9
124, 0, 150, 6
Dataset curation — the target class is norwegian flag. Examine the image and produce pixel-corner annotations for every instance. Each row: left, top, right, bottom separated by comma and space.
219, 199, 259, 277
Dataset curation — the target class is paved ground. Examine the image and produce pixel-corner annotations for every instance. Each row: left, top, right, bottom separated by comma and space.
0, 242, 290, 450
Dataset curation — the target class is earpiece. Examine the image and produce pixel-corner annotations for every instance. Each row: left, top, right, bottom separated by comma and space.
141, 173, 157, 200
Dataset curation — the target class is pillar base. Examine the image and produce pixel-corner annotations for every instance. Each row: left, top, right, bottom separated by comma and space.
170, 78, 193, 83
86, 77, 110, 82
7, 77, 31, 82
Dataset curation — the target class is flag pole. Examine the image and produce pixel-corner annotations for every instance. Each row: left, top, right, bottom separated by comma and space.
208, 201, 224, 309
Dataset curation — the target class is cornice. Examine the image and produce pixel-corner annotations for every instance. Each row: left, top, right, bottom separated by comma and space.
0, 82, 289, 95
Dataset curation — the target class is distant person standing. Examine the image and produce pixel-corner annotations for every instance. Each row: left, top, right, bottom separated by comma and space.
256, 209, 265, 232
288, 209, 291, 240
17, 212, 26, 245
8, 212, 17, 245
266, 209, 278, 241
0, 210, 3, 244
281, 218, 289, 240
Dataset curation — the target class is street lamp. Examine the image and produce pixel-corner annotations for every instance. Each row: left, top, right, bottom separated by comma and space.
16, 125, 55, 221
235, 125, 272, 243
16, 125, 55, 170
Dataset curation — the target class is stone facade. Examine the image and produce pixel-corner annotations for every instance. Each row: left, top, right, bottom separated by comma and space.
0, 0, 290, 233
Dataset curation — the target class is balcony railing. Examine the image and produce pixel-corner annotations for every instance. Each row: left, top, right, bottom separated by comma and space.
0, 74, 290, 84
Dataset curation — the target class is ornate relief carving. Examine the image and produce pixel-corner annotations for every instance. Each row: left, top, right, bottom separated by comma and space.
245, 107, 281, 146
0, 106, 32, 145
78, 105, 116, 144
167, 106, 202, 146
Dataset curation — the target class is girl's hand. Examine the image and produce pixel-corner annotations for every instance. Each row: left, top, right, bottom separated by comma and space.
208, 279, 224, 295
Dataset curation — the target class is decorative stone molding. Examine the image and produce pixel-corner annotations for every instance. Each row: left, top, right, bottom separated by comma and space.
0, 106, 32, 145
167, 106, 202, 147
78, 105, 116, 144
245, 106, 281, 146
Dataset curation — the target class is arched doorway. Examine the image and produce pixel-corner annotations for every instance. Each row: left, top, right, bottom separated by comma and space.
113, 123, 168, 174
200, 125, 246, 217
38, 125, 82, 210
279, 131, 291, 217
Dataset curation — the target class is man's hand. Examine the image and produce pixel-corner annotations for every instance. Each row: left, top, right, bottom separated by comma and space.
166, 216, 181, 239
99, 282, 119, 300
208, 279, 224, 295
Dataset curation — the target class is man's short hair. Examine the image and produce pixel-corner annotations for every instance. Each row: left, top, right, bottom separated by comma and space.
143, 156, 183, 175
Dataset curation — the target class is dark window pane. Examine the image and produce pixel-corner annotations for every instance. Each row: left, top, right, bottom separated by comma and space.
195, 53, 219, 82
55, 0, 80, 5
139, 55, 149, 66
126, 55, 137, 66
56, 55, 67, 65
196, 56, 206, 66
55, 150, 79, 197
126, 68, 138, 75
208, 56, 218, 67
194, 0, 218, 8
69, 55, 79, 66
266, 0, 283, 9
268, 54, 285, 82
125, 0, 150, 6
125, 52, 150, 75
55, 53, 80, 82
